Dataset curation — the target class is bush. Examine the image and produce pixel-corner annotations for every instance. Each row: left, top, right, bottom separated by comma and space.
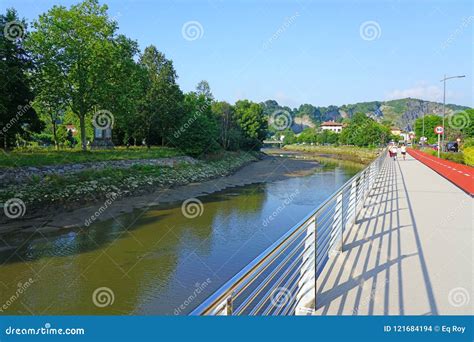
462, 137, 474, 149
463, 147, 474, 167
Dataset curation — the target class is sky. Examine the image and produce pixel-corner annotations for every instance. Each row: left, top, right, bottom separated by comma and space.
1, 0, 473, 108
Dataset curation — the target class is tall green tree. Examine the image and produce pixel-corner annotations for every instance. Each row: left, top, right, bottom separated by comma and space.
212, 101, 249, 151
414, 115, 442, 144
196, 80, 213, 100
445, 109, 474, 141
138, 45, 183, 146
0, 9, 43, 149
339, 113, 390, 146
170, 93, 219, 156
26, 0, 137, 150
234, 100, 267, 150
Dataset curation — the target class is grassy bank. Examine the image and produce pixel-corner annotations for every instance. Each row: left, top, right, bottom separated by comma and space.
0, 146, 182, 168
283, 145, 380, 164
0, 151, 258, 214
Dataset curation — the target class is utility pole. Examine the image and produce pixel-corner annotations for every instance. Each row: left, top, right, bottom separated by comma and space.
440, 74, 466, 151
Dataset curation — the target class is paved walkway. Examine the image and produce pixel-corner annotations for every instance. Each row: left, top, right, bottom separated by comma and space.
314, 154, 473, 315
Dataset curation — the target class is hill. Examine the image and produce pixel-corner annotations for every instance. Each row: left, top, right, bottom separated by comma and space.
262, 98, 470, 131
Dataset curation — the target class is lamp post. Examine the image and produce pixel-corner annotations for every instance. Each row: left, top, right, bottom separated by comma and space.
440, 74, 465, 151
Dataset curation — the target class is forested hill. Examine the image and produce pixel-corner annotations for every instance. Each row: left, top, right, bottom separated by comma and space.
262, 98, 470, 132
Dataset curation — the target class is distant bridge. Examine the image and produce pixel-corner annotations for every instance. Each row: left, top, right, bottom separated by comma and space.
262, 140, 282, 145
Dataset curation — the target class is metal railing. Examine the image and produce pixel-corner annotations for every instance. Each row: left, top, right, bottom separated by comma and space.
190, 149, 388, 316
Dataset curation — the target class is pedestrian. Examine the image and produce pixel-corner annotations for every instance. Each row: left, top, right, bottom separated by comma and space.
391, 145, 398, 161
400, 144, 407, 160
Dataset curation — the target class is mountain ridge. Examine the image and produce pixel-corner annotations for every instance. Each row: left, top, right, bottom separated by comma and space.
262, 97, 471, 132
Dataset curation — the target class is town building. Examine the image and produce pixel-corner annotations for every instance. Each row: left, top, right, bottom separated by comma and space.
320, 121, 343, 133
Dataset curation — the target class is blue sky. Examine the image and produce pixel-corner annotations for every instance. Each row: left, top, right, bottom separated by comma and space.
2, 0, 473, 107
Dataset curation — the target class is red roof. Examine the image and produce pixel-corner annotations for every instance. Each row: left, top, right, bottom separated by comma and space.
321, 121, 343, 127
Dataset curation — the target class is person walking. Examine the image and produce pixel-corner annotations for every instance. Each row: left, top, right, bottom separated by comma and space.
391, 144, 398, 161
400, 144, 407, 160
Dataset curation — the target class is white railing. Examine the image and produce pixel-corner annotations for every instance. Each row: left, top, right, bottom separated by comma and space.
190, 149, 387, 315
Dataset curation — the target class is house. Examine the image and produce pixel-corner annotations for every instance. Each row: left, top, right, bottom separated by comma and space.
390, 127, 402, 136
320, 121, 343, 133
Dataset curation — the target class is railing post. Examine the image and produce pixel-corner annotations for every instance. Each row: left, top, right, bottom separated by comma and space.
218, 295, 233, 315
348, 179, 357, 226
295, 216, 317, 315
332, 191, 343, 253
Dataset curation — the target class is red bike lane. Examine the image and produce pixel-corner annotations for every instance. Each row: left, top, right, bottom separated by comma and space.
407, 148, 474, 196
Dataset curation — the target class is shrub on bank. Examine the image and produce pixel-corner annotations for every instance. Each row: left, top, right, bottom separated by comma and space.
463, 147, 474, 167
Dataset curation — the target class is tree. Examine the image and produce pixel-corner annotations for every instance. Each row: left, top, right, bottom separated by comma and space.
138, 45, 183, 147
414, 115, 442, 144
196, 80, 213, 100
339, 113, 390, 146
170, 93, 219, 157
212, 101, 243, 150
234, 100, 267, 150
0, 9, 43, 149
26, 0, 137, 151
445, 109, 474, 141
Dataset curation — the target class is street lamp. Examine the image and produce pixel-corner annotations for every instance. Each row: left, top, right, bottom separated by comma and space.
440, 74, 465, 151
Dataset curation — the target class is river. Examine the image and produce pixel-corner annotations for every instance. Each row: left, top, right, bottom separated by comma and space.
0, 156, 361, 315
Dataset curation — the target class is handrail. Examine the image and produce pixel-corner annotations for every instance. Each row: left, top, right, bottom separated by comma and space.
190, 148, 388, 315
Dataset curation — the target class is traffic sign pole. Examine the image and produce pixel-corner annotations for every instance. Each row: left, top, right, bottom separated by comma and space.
438, 134, 440, 158
434, 126, 444, 158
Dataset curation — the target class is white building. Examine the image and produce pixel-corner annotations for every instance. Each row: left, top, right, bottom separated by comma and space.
320, 121, 343, 133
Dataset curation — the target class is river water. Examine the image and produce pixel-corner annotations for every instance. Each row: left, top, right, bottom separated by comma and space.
0, 159, 360, 315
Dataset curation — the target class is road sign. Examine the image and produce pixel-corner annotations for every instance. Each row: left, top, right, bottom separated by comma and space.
434, 126, 444, 135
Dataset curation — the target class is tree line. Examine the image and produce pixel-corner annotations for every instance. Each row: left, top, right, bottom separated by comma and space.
275, 113, 395, 147
0, 1, 267, 156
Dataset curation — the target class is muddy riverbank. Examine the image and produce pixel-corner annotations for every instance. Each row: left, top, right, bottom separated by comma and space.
0, 156, 322, 235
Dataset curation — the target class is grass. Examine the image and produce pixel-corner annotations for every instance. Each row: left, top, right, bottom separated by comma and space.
283, 145, 380, 164
0, 146, 182, 168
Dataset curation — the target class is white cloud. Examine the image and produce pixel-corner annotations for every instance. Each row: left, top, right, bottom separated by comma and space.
385, 82, 445, 102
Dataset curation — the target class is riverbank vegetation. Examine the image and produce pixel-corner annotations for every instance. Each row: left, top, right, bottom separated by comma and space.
282, 145, 380, 165
0, 151, 258, 216
0, 146, 181, 168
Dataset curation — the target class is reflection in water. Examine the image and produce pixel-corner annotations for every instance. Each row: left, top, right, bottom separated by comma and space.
0, 164, 359, 315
